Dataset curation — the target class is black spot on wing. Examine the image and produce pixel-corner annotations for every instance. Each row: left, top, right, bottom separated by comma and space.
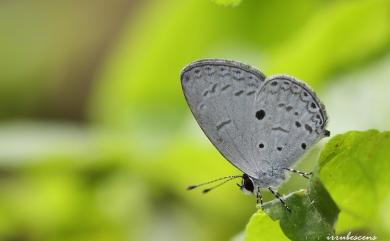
216, 119, 232, 131
316, 114, 323, 125
198, 103, 205, 111
203, 83, 218, 97
271, 127, 289, 133
305, 124, 313, 133
324, 130, 331, 137
256, 110, 265, 120
210, 83, 217, 93
221, 84, 231, 91
234, 90, 244, 96
258, 143, 264, 148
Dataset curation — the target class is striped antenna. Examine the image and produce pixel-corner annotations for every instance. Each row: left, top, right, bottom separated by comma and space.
187, 175, 242, 191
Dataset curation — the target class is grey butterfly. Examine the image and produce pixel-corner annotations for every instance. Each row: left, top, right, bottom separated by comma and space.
181, 59, 329, 211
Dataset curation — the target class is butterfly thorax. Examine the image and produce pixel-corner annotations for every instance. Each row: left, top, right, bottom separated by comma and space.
252, 168, 286, 188
240, 169, 286, 193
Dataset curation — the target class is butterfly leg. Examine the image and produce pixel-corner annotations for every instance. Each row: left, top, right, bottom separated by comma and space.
256, 187, 263, 209
268, 187, 291, 212
283, 167, 313, 179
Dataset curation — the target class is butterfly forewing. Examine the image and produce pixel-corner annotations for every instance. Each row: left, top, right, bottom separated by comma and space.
181, 59, 266, 177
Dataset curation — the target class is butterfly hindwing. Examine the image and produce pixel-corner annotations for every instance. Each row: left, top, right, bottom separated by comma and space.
252, 75, 328, 174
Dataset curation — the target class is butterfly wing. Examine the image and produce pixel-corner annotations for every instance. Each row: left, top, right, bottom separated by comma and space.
251, 75, 328, 177
180, 59, 266, 177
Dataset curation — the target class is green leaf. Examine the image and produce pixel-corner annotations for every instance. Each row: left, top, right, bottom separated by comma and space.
244, 176, 339, 241
211, 0, 242, 7
245, 211, 289, 241
318, 130, 390, 238
245, 130, 390, 240
90, 0, 328, 129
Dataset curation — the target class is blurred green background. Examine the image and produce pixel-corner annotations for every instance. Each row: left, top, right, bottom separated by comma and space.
0, 0, 389, 240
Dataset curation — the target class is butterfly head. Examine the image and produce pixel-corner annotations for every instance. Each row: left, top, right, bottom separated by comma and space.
238, 173, 255, 195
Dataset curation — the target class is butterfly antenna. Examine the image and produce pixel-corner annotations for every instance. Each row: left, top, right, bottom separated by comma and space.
202, 176, 242, 194
187, 175, 241, 191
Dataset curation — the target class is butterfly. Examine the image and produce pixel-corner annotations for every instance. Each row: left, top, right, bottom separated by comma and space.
181, 59, 330, 211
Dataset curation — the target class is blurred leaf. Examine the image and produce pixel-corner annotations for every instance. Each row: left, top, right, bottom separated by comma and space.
322, 54, 390, 134
141, 133, 254, 241
267, 0, 390, 87
244, 176, 339, 241
318, 130, 390, 238
0, 1, 131, 119
211, 0, 242, 7
0, 122, 150, 241
90, 0, 325, 130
